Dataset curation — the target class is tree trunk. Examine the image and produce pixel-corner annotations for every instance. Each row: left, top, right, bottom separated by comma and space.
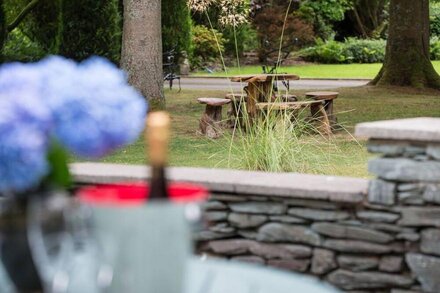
121, 0, 164, 105
371, 0, 440, 89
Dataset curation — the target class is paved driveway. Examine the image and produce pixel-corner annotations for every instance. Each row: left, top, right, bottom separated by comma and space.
172, 77, 369, 91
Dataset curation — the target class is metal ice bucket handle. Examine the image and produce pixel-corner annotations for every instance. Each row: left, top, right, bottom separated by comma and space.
26, 193, 107, 293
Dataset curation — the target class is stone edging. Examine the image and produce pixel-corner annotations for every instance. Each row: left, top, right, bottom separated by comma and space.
70, 162, 368, 203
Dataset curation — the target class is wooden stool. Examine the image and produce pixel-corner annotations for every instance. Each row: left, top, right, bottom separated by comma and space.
256, 101, 331, 135
197, 98, 231, 138
305, 91, 339, 130
225, 93, 247, 128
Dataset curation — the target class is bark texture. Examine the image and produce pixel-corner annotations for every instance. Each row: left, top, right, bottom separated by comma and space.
121, 0, 164, 103
371, 0, 440, 89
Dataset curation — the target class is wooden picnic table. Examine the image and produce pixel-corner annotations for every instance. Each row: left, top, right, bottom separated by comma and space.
229, 74, 300, 121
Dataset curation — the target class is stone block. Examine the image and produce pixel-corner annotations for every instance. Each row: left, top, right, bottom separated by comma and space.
369, 158, 440, 182
249, 243, 312, 259
287, 208, 350, 221
356, 211, 400, 223
368, 179, 396, 206
257, 223, 322, 246
397, 183, 424, 192
326, 269, 414, 290
229, 202, 286, 215
398, 207, 440, 227
406, 253, 440, 293
379, 256, 403, 273
210, 194, 246, 202
205, 211, 228, 222
311, 248, 337, 275
267, 259, 310, 272
423, 184, 440, 204
228, 213, 267, 228
421, 229, 440, 256
269, 215, 307, 224
207, 239, 254, 255
427, 144, 440, 160
237, 230, 258, 240
196, 230, 235, 241
337, 255, 379, 272
209, 222, 235, 233
367, 142, 406, 156
203, 200, 227, 210
396, 232, 420, 242
283, 199, 339, 210
231, 255, 265, 265
312, 223, 394, 244
323, 240, 392, 254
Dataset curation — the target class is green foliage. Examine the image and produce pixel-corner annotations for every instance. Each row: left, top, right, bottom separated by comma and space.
298, 0, 352, 40
190, 25, 225, 69
59, 0, 121, 63
162, 0, 192, 57
431, 36, 440, 60
3, 28, 45, 62
301, 38, 386, 64
222, 24, 259, 56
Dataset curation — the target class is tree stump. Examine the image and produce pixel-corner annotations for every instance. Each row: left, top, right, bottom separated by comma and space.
306, 91, 339, 130
197, 98, 231, 139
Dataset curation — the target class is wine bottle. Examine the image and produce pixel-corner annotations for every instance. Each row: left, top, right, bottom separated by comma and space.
146, 111, 171, 200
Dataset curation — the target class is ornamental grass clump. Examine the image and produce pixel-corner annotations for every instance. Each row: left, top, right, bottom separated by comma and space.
0, 56, 147, 195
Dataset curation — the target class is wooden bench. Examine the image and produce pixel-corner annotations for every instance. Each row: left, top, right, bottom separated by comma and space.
305, 91, 339, 130
256, 101, 331, 135
197, 98, 231, 138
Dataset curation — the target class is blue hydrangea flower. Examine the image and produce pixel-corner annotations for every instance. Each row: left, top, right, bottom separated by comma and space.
41, 56, 148, 158
0, 63, 51, 193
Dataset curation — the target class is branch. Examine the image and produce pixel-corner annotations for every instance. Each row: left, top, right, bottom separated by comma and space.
7, 0, 41, 33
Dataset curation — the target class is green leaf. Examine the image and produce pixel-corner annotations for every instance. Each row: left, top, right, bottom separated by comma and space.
45, 141, 72, 189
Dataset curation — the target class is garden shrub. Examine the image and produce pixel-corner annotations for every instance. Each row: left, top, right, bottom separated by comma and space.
162, 0, 192, 58
190, 25, 225, 69
431, 37, 440, 60
59, 0, 121, 63
301, 38, 386, 64
3, 29, 45, 62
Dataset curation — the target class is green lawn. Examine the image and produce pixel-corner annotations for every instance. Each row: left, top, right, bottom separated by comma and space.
95, 86, 440, 178
194, 61, 440, 79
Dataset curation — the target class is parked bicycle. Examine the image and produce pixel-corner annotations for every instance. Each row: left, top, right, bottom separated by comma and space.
163, 48, 181, 92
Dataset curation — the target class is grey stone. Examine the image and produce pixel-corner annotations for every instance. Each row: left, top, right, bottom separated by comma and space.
257, 223, 322, 246
283, 199, 339, 210
356, 211, 400, 223
423, 184, 440, 204
246, 196, 268, 201
249, 243, 312, 259
203, 200, 228, 210
209, 223, 235, 234
369, 223, 415, 234
311, 249, 337, 275
421, 229, 440, 256
368, 179, 396, 206
312, 223, 394, 244
390, 290, 421, 293
197, 231, 235, 241
326, 269, 414, 290
237, 230, 258, 240
404, 146, 426, 156
398, 207, 440, 227
427, 144, 440, 160
406, 253, 440, 293
228, 213, 267, 228
398, 183, 424, 192
231, 255, 265, 265
369, 158, 440, 182
269, 215, 307, 224
267, 259, 310, 272
210, 194, 246, 202
323, 240, 392, 254
207, 239, 254, 255
413, 155, 429, 161
354, 117, 440, 143
379, 256, 403, 273
367, 143, 405, 156
398, 191, 424, 205
229, 202, 287, 215
205, 211, 228, 222
287, 208, 350, 221
396, 232, 420, 242
337, 255, 379, 271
